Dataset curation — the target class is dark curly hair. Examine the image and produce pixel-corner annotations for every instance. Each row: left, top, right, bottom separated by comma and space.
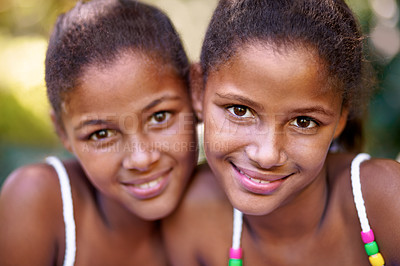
45, 0, 189, 125
200, 0, 375, 152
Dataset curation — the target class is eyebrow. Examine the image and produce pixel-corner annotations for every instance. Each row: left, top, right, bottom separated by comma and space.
215, 92, 335, 117
74, 119, 112, 131
290, 107, 335, 117
73, 95, 182, 131
143, 95, 182, 112
215, 92, 264, 111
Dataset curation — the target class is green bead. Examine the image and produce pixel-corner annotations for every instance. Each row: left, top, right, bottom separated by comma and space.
229, 258, 243, 266
365, 241, 379, 256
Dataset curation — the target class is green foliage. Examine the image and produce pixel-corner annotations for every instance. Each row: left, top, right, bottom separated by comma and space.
0, 0, 77, 36
0, 89, 64, 184
0, 89, 58, 146
366, 54, 400, 158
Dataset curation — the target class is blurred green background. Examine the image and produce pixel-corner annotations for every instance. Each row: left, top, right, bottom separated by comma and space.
0, 0, 399, 186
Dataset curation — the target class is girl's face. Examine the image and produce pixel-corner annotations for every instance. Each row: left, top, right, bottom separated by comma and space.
60, 51, 197, 220
199, 43, 347, 215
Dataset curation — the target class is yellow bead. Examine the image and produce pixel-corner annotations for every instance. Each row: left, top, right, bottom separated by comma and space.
368, 253, 385, 266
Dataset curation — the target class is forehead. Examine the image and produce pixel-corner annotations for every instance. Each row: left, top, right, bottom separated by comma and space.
205, 42, 344, 110
82, 50, 175, 88
209, 42, 331, 93
62, 50, 187, 115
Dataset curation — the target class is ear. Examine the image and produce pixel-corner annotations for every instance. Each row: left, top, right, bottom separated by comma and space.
50, 110, 72, 153
333, 107, 349, 139
189, 63, 204, 122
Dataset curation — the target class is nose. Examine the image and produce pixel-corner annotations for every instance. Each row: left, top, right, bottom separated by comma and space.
122, 135, 161, 171
245, 125, 287, 169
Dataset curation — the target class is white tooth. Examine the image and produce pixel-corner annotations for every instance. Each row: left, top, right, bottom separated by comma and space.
136, 177, 163, 189
138, 183, 149, 189
249, 177, 271, 184
240, 170, 272, 184
148, 180, 158, 188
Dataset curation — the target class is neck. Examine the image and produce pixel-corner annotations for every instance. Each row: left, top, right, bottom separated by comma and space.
244, 165, 330, 242
96, 191, 157, 237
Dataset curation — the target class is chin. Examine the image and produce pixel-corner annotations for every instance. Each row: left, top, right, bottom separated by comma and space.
137, 196, 179, 221
232, 204, 277, 216
139, 210, 170, 221
227, 189, 280, 216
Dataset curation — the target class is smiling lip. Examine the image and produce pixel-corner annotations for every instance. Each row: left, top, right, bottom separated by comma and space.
122, 168, 172, 200
231, 163, 291, 194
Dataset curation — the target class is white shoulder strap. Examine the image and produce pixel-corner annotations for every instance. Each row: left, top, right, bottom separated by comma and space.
46, 156, 76, 266
232, 208, 243, 249
350, 153, 371, 233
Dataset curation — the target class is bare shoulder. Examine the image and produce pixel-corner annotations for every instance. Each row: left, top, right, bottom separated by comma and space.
0, 158, 89, 266
327, 153, 400, 261
327, 153, 400, 190
359, 155, 400, 207
0, 162, 63, 213
1, 158, 90, 207
360, 156, 400, 256
362, 156, 400, 180
162, 163, 232, 266
355, 155, 400, 261
0, 162, 65, 265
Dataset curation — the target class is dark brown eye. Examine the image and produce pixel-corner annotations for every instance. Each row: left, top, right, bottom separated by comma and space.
233, 106, 246, 116
227, 105, 252, 118
297, 117, 311, 128
149, 111, 171, 125
154, 112, 166, 122
89, 129, 116, 141
291, 116, 317, 129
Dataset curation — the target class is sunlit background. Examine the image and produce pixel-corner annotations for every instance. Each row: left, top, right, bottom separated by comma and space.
0, 0, 399, 186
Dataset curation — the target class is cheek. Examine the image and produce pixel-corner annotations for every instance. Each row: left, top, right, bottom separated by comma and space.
166, 136, 197, 163
160, 117, 197, 158
203, 106, 247, 157
204, 116, 228, 159
73, 143, 121, 183
159, 134, 196, 196
286, 132, 332, 171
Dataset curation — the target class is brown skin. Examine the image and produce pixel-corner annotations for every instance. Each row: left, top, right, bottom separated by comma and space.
0, 50, 197, 266
163, 44, 400, 265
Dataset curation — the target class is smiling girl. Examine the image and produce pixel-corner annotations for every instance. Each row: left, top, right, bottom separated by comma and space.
163, 0, 400, 265
0, 0, 197, 265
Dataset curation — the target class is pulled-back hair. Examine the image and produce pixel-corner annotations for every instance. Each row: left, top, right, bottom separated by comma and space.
201, 0, 375, 152
46, 0, 189, 123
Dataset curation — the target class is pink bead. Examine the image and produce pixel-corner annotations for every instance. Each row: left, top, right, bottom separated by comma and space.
361, 229, 375, 243
229, 248, 242, 259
